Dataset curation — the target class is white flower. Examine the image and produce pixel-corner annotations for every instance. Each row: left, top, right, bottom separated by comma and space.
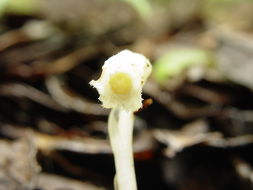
90, 50, 152, 112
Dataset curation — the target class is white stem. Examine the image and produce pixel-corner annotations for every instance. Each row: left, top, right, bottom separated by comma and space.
108, 108, 137, 190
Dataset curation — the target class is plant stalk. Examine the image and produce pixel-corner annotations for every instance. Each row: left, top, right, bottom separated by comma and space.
108, 108, 137, 190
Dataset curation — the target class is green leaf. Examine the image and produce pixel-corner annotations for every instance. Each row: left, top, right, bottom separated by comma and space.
153, 48, 214, 84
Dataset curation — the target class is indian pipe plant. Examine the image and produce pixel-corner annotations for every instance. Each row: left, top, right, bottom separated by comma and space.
90, 50, 152, 190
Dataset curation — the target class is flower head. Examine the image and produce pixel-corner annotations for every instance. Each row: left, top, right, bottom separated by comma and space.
90, 50, 152, 112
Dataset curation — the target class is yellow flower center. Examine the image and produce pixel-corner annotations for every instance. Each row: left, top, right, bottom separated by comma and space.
109, 72, 132, 95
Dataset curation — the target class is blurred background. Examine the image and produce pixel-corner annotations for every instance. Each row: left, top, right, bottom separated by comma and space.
1, 0, 253, 189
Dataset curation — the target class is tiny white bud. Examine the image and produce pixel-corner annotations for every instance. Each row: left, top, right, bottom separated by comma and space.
90, 50, 152, 112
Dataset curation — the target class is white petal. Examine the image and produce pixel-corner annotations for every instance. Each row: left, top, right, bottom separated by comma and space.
90, 50, 152, 111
